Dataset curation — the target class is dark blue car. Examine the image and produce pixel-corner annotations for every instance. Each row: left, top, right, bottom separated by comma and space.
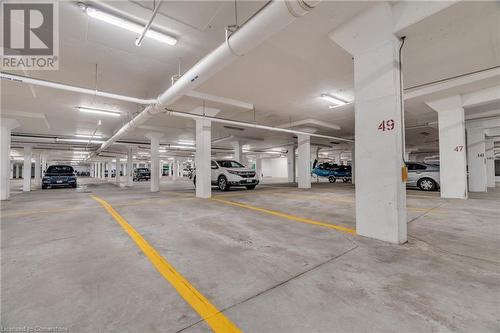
312, 161, 352, 183
42, 165, 77, 189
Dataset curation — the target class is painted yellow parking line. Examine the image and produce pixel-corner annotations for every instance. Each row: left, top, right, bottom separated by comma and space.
91, 195, 241, 333
211, 197, 356, 235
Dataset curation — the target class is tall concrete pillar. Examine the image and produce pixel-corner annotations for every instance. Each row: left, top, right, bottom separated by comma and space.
127, 147, 134, 187
195, 119, 211, 198
34, 152, 41, 187
467, 128, 487, 192
115, 159, 121, 184
107, 159, 113, 182
172, 160, 178, 180
1, 119, 19, 200
331, 2, 406, 243
159, 161, 164, 178
427, 96, 467, 199
256, 155, 263, 180
351, 146, 355, 185
286, 145, 296, 183
146, 132, 164, 192
15, 164, 20, 179
297, 134, 311, 189
177, 160, 181, 177
232, 141, 248, 166
485, 139, 495, 188
41, 153, 48, 176
23, 146, 32, 192
169, 162, 173, 177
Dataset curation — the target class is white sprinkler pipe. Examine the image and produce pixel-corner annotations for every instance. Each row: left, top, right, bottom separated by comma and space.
0, 72, 156, 105
95, 0, 321, 154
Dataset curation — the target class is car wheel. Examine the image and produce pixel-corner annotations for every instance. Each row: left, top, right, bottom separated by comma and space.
218, 176, 230, 191
328, 176, 336, 183
342, 178, 349, 183
246, 185, 256, 190
42, 185, 47, 189
418, 178, 436, 191
72, 184, 77, 188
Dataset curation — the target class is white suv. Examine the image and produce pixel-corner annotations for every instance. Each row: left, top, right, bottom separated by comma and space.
193, 160, 259, 191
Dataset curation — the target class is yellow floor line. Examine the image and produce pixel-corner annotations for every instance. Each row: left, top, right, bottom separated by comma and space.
90, 195, 241, 333
211, 197, 356, 235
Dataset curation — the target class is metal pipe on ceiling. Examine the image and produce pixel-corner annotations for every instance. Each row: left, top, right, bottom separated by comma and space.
135, 0, 163, 46
0, 72, 156, 105
94, 0, 321, 155
164, 109, 353, 142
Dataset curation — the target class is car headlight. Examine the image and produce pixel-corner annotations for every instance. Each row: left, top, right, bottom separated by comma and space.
227, 170, 240, 175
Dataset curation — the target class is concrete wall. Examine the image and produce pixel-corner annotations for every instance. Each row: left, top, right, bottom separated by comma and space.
262, 158, 287, 178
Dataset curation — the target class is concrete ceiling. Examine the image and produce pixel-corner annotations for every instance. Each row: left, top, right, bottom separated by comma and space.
2, 0, 499, 162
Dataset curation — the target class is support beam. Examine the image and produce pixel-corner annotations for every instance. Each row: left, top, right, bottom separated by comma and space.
486, 138, 495, 188
427, 96, 468, 199
330, 2, 407, 244
195, 119, 211, 198
23, 146, 32, 192
34, 152, 41, 187
255, 155, 263, 180
115, 159, 121, 184
146, 132, 164, 192
127, 147, 133, 187
107, 159, 113, 182
286, 145, 296, 183
1, 119, 19, 200
467, 128, 487, 192
172, 159, 178, 180
297, 134, 311, 189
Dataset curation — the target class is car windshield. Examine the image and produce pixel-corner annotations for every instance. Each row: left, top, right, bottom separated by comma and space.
46, 165, 74, 173
216, 160, 244, 168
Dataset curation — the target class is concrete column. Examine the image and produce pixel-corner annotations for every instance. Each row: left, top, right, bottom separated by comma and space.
330, 3, 407, 243
172, 160, 178, 180
15, 164, 20, 179
34, 152, 41, 187
1, 119, 19, 200
286, 145, 296, 183
256, 155, 263, 180
486, 139, 495, 188
10, 161, 14, 179
232, 141, 248, 166
427, 96, 468, 199
107, 159, 113, 182
115, 159, 121, 184
23, 146, 32, 192
127, 147, 133, 187
467, 128, 487, 192
177, 160, 181, 177
169, 162, 173, 177
195, 119, 211, 198
146, 132, 164, 192
41, 153, 48, 176
297, 134, 311, 189
159, 161, 164, 178
351, 146, 355, 185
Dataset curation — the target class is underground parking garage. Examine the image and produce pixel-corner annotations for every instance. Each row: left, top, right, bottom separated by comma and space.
1, 1, 499, 332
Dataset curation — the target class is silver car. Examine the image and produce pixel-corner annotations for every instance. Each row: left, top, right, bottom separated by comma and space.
406, 162, 440, 191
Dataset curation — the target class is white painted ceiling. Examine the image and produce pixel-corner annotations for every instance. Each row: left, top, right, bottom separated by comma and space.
2, 0, 499, 162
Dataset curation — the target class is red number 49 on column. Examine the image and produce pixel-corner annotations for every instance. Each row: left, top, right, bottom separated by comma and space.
378, 119, 395, 131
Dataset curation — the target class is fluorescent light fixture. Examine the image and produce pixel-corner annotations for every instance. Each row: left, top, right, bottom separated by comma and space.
320, 94, 349, 108
169, 145, 195, 150
85, 6, 177, 46
75, 134, 103, 139
177, 139, 195, 146
76, 106, 121, 117
57, 138, 105, 144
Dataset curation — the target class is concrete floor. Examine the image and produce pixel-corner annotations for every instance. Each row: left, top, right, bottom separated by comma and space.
1, 178, 499, 332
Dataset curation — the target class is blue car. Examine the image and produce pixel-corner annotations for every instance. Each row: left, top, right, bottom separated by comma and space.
42, 165, 77, 189
312, 161, 352, 183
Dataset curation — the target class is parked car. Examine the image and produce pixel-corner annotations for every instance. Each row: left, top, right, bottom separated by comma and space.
193, 160, 259, 191
406, 162, 440, 191
133, 168, 151, 181
312, 161, 352, 183
42, 165, 77, 189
